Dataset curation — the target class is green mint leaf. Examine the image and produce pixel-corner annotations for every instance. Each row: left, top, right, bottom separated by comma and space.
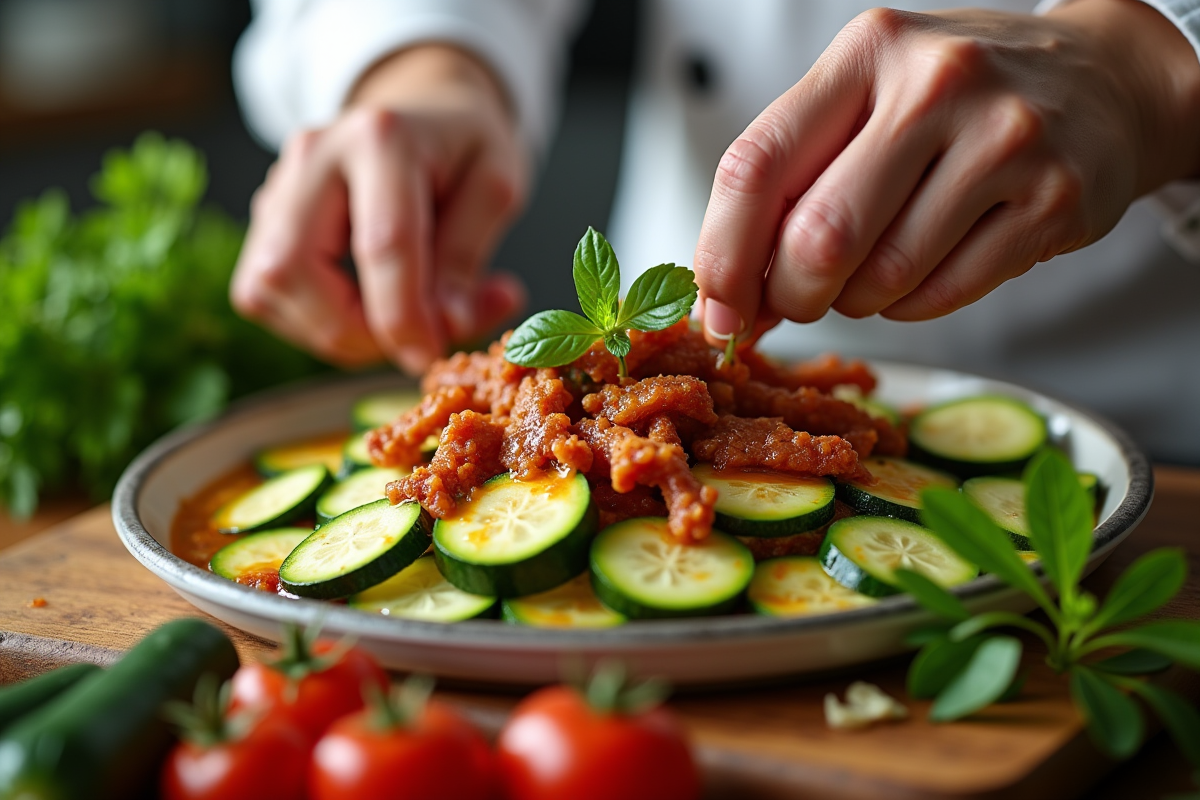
1088, 620, 1200, 671
905, 625, 955, 647
930, 635, 1023, 721
894, 568, 970, 621
617, 263, 699, 332
604, 329, 631, 358
948, 611, 1057, 652
1093, 648, 1173, 676
907, 633, 984, 699
1084, 548, 1186, 636
1024, 448, 1095, 600
920, 488, 1055, 614
1069, 667, 1144, 759
504, 310, 602, 368
573, 227, 621, 330
1126, 682, 1200, 768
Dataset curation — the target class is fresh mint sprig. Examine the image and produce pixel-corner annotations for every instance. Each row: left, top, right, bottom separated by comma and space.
504, 227, 698, 377
899, 448, 1200, 765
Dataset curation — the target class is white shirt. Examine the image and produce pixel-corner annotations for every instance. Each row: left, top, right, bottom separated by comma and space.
234, 0, 1200, 462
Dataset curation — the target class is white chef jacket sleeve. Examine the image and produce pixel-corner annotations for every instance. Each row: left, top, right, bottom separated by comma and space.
234, 0, 588, 155
1035, 0, 1200, 262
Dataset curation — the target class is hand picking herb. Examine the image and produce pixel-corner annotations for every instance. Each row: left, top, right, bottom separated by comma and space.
504, 227, 698, 377
898, 448, 1200, 765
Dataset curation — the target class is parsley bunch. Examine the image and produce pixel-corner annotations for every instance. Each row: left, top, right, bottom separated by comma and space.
504, 227, 698, 376
0, 133, 328, 518
899, 449, 1200, 765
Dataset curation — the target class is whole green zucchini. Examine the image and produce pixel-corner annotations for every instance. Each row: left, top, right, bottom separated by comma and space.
0, 663, 101, 736
0, 618, 239, 800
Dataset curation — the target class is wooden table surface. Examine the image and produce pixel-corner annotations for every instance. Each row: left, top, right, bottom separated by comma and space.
2, 466, 1198, 799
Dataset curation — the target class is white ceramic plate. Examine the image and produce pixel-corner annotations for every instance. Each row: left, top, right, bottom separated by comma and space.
112, 365, 1152, 686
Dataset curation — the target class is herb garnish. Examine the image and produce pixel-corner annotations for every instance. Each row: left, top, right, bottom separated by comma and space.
899, 448, 1200, 765
504, 228, 698, 377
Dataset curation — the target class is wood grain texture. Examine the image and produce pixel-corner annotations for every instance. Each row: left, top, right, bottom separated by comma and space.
1, 467, 1198, 799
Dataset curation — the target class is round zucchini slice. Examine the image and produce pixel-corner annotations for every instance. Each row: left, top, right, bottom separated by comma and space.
961, 476, 1033, 550
818, 516, 978, 598
836, 457, 958, 523
209, 527, 310, 582
212, 465, 330, 534
280, 499, 430, 599
691, 464, 836, 538
341, 431, 374, 476
316, 467, 408, 526
432, 472, 597, 598
351, 389, 422, 431
748, 556, 876, 617
589, 517, 754, 619
502, 573, 626, 628
349, 556, 495, 621
254, 434, 346, 478
909, 395, 1047, 477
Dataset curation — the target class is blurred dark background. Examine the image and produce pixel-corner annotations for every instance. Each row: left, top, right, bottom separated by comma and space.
0, 0, 637, 315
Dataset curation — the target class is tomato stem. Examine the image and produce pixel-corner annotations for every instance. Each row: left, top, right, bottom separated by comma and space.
366, 674, 436, 732
582, 660, 671, 716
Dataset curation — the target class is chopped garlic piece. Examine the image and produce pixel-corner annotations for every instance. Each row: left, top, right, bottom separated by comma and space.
824, 682, 908, 730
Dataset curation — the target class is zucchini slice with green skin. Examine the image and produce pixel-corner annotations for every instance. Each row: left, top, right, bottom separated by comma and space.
836, 457, 958, 523
502, 573, 626, 628
0, 663, 101, 736
349, 556, 495, 622
909, 395, 1047, 477
316, 467, 408, 526
341, 431, 374, 476
280, 499, 431, 599
209, 528, 311, 581
352, 389, 422, 432
212, 465, 330, 534
692, 464, 836, 538
748, 556, 876, 617
0, 618, 238, 800
589, 517, 755, 619
254, 433, 346, 477
433, 472, 597, 598
819, 516, 978, 598
961, 476, 1034, 550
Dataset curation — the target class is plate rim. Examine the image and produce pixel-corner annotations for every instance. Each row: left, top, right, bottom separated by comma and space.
112, 364, 1154, 649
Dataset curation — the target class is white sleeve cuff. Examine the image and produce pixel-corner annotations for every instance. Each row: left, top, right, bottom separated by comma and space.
234, 0, 586, 155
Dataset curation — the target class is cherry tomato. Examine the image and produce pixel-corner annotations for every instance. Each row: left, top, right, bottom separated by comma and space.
497, 685, 700, 800
230, 640, 389, 743
310, 701, 496, 800
160, 717, 309, 800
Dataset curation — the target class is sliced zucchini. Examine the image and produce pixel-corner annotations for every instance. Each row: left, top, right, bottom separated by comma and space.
832, 386, 901, 425
692, 464, 836, 538
748, 556, 876, 617
316, 467, 408, 526
341, 432, 374, 476
279, 499, 430, 599
209, 528, 311, 581
352, 389, 422, 431
349, 556, 495, 622
254, 433, 346, 478
433, 472, 597, 598
836, 457, 958, 523
909, 395, 1047, 477
962, 476, 1033, 550
502, 573, 626, 628
819, 516, 978, 598
589, 517, 754, 619
212, 465, 329, 534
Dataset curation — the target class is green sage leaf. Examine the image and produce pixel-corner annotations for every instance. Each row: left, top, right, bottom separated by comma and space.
604, 329, 632, 359
948, 611, 1056, 652
572, 227, 621, 330
894, 568, 970, 622
1024, 448, 1097, 600
930, 635, 1023, 722
617, 263, 699, 332
1092, 649, 1173, 676
1089, 620, 1200, 671
1127, 682, 1200, 768
1070, 667, 1143, 759
504, 310, 601, 368
908, 633, 984, 699
1086, 548, 1186, 635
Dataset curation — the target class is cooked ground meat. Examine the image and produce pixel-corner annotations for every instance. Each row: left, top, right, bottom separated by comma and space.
368, 385, 477, 468
591, 480, 668, 529
581, 375, 717, 429
502, 376, 593, 479
386, 410, 506, 518
741, 350, 877, 395
691, 415, 871, 482
421, 337, 538, 417
732, 381, 906, 457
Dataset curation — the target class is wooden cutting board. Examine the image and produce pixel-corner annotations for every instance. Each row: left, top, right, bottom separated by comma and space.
2, 467, 1199, 799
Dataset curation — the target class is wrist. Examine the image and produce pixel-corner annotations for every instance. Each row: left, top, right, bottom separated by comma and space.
1049, 0, 1200, 190
348, 44, 513, 122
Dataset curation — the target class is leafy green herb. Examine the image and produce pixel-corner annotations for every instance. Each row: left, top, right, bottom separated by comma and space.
903, 447, 1200, 767
0, 133, 328, 518
504, 227, 698, 376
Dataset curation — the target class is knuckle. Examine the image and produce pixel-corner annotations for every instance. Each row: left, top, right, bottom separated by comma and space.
353, 217, 415, 264
479, 167, 522, 216
781, 198, 856, 280
344, 106, 409, 146
1039, 165, 1084, 218
229, 275, 269, 319
865, 239, 921, 296
916, 274, 966, 318
715, 128, 786, 197
843, 7, 912, 49
990, 96, 1045, 161
891, 37, 987, 126
282, 129, 323, 162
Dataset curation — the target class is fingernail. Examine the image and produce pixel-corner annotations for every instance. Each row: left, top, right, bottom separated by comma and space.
704, 298, 743, 340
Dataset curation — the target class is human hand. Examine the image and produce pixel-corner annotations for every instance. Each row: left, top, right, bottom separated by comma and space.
231, 45, 529, 373
695, 0, 1200, 347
